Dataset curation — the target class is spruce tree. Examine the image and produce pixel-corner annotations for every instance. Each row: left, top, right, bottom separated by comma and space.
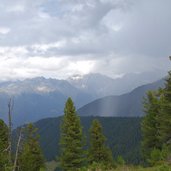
141, 91, 161, 158
0, 119, 9, 170
59, 97, 85, 171
19, 123, 45, 171
158, 71, 171, 145
141, 59, 171, 163
88, 119, 113, 164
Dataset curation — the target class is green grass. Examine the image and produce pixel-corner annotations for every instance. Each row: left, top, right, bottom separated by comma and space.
45, 161, 171, 171
112, 165, 171, 171
80, 164, 171, 171
46, 161, 58, 171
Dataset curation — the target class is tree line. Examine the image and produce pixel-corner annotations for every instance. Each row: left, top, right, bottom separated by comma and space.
141, 69, 171, 165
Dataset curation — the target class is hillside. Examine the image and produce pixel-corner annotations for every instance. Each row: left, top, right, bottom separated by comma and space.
77, 79, 164, 117
21, 116, 142, 164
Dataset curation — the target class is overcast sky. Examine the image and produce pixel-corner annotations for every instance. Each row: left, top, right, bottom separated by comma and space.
0, 0, 170, 80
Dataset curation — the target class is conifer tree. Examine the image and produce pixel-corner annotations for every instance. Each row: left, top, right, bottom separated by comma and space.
0, 119, 9, 170
19, 123, 45, 171
141, 58, 171, 163
158, 71, 171, 145
59, 97, 85, 171
141, 91, 161, 158
88, 119, 113, 164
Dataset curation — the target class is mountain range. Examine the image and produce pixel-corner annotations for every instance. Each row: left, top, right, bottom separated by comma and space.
68, 71, 165, 96
0, 72, 166, 126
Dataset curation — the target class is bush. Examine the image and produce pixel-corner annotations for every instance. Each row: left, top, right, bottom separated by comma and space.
158, 164, 171, 171
148, 146, 171, 166
79, 162, 113, 171
148, 148, 162, 165
116, 155, 125, 166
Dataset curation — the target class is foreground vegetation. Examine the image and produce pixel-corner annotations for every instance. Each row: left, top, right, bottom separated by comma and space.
81, 165, 171, 171
46, 161, 171, 171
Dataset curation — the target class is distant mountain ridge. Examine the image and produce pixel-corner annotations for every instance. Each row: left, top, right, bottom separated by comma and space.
68, 71, 165, 96
0, 77, 93, 126
0, 72, 166, 126
77, 79, 164, 117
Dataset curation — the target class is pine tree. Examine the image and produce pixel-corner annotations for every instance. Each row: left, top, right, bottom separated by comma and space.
141, 91, 161, 158
158, 71, 171, 146
88, 119, 113, 164
19, 123, 45, 171
0, 119, 9, 170
59, 97, 85, 171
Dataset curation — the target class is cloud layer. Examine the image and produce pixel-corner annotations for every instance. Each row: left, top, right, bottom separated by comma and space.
0, 0, 170, 80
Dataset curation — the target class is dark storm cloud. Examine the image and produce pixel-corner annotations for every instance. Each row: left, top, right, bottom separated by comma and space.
0, 0, 170, 80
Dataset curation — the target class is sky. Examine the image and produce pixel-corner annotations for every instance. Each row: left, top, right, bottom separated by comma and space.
0, 0, 171, 80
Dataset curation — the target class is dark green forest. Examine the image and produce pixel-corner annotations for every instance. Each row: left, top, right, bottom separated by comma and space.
33, 116, 142, 163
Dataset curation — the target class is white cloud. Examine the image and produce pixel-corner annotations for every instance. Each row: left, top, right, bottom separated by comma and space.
0, 51, 96, 80
31, 40, 66, 54
7, 5, 25, 12
67, 60, 95, 75
0, 0, 170, 80
0, 27, 10, 34
0, 46, 28, 57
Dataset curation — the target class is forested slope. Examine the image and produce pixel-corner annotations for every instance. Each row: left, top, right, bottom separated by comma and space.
30, 116, 142, 164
